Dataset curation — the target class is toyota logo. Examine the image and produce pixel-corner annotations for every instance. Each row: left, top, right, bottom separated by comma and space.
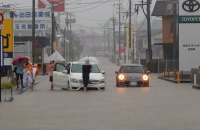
182, 0, 200, 12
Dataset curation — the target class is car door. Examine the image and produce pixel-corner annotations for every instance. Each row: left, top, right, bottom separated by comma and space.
53, 63, 68, 88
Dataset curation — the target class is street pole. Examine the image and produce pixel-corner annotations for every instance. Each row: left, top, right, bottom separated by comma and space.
69, 23, 73, 61
129, 0, 132, 62
112, 17, 116, 62
118, 2, 121, 59
107, 23, 110, 59
147, 0, 152, 61
103, 27, 106, 56
135, 0, 152, 62
64, 27, 66, 63
51, 3, 55, 54
32, 0, 35, 64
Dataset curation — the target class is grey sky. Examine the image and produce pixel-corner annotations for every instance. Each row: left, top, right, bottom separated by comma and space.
1, 0, 156, 32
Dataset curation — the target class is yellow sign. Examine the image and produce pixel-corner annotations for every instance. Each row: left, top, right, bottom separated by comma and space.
0, 10, 14, 55
2, 18, 13, 53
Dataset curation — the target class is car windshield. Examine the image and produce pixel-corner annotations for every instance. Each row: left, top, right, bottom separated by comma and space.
120, 66, 144, 73
71, 64, 100, 73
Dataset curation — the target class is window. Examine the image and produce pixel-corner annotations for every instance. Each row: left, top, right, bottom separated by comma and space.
71, 64, 100, 73
120, 66, 144, 73
55, 63, 66, 72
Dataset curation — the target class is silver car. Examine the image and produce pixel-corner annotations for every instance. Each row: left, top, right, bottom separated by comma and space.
115, 64, 150, 87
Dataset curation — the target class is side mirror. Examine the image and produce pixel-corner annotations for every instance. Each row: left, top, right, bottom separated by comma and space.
62, 70, 68, 74
115, 71, 119, 74
101, 71, 105, 74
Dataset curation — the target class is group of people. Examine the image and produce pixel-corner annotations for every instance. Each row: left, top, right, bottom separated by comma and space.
13, 57, 92, 91
14, 59, 40, 90
48, 59, 92, 91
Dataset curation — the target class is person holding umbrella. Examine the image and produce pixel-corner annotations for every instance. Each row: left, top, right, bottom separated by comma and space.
82, 59, 92, 91
16, 59, 25, 89
12, 56, 29, 89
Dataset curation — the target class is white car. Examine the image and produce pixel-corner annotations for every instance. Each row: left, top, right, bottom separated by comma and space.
53, 62, 106, 90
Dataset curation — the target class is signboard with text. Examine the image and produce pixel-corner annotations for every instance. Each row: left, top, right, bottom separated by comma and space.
179, 0, 200, 71
14, 22, 47, 30
13, 9, 51, 21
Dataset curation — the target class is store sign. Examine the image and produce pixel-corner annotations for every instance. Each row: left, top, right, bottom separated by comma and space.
179, 0, 200, 71
14, 23, 47, 30
13, 9, 51, 21
179, 15, 200, 23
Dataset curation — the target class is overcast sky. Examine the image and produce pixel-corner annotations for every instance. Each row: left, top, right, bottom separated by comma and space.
1, 0, 156, 32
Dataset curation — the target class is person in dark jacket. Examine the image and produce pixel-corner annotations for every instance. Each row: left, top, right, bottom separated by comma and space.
82, 59, 92, 91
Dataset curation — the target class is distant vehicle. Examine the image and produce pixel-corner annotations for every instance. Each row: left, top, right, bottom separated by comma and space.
115, 64, 150, 87
53, 62, 106, 90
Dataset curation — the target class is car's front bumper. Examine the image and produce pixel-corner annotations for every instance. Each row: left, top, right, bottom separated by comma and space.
70, 82, 106, 90
118, 80, 149, 87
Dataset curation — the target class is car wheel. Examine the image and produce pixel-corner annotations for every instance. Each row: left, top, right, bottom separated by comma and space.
101, 87, 105, 90
51, 82, 54, 90
67, 81, 70, 90
142, 83, 149, 87
116, 82, 120, 87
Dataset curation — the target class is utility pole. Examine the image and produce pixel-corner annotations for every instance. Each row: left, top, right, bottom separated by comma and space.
103, 27, 106, 56
111, 17, 116, 62
129, 0, 132, 61
118, 2, 121, 59
32, 0, 35, 64
107, 22, 110, 59
135, 0, 152, 61
51, 3, 55, 54
147, 0, 152, 61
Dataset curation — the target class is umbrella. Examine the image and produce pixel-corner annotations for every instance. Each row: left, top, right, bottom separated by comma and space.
48, 50, 65, 62
12, 56, 29, 65
79, 56, 100, 64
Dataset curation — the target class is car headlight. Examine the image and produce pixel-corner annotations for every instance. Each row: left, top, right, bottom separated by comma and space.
99, 79, 105, 84
70, 78, 79, 83
118, 74, 125, 81
142, 74, 149, 81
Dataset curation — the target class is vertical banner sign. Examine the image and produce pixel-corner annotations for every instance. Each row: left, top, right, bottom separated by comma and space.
179, 0, 200, 71
0, 36, 3, 67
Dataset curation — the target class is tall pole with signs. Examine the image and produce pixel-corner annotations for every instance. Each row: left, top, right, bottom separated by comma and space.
0, 12, 4, 102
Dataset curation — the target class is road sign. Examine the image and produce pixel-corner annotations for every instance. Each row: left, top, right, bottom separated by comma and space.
0, 13, 4, 24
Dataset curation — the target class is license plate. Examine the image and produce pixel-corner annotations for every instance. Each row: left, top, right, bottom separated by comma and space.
130, 82, 137, 86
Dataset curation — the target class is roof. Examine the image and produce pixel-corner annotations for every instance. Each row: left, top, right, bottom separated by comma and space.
152, 0, 177, 16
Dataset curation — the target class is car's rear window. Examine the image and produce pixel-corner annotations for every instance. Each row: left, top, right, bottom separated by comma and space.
120, 66, 144, 73
71, 64, 100, 73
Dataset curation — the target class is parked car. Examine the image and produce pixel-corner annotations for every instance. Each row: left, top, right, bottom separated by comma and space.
53, 62, 106, 90
115, 64, 150, 87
